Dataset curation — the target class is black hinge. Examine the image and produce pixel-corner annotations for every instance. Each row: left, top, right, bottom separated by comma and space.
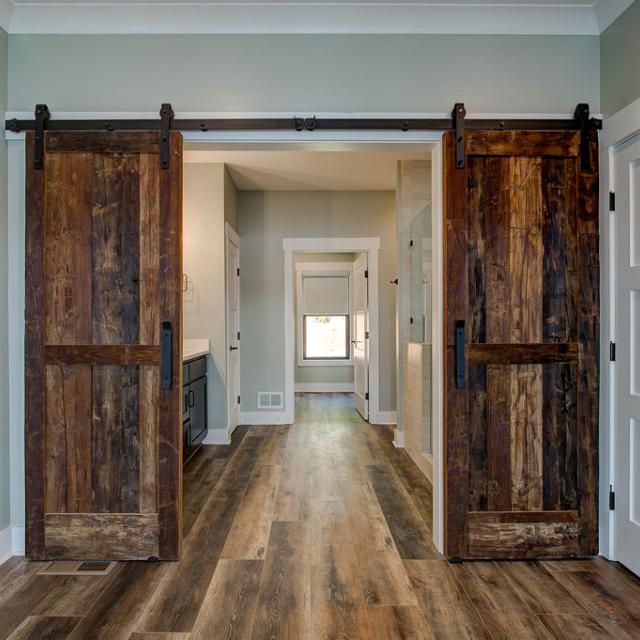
409, 317, 414, 324
609, 191, 616, 212
365, 392, 369, 400
610, 341, 616, 362
159, 103, 174, 170
33, 103, 50, 170
409, 240, 414, 248
237, 331, 240, 340
609, 485, 616, 511
452, 102, 466, 169
364, 270, 368, 278
237, 267, 240, 277
365, 331, 370, 339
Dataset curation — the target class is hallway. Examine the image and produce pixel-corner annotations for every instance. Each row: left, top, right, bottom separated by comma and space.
1, 393, 640, 639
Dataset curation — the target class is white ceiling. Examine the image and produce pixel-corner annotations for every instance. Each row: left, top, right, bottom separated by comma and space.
0, 0, 632, 35
183, 149, 427, 190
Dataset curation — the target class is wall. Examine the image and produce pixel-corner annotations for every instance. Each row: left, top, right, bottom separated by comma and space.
600, 0, 640, 117
239, 190, 397, 413
294, 252, 355, 388
183, 163, 236, 433
7, 35, 599, 114
0, 27, 8, 536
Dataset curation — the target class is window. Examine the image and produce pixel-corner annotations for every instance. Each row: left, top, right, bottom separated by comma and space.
296, 268, 352, 365
303, 315, 349, 359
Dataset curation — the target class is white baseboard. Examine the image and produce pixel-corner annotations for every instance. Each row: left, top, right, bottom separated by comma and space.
0, 525, 25, 566
239, 411, 289, 425
393, 428, 405, 448
295, 383, 355, 393
371, 410, 397, 425
12, 527, 25, 556
203, 429, 231, 445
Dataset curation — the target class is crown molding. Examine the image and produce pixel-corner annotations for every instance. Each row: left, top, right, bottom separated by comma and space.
0, 0, 630, 36
3, 2, 607, 36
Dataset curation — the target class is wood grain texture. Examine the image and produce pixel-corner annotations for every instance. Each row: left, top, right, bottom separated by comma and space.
26, 130, 182, 560
444, 129, 599, 559
5, 616, 79, 640
3, 395, 639, 640
44, 513, 159, 560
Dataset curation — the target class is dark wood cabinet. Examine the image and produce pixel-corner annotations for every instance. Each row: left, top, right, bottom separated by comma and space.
183, 356, 207, 464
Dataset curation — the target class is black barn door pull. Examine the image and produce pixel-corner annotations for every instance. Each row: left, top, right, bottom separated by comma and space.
161, 321, 172, 390
455, 321, 465, 389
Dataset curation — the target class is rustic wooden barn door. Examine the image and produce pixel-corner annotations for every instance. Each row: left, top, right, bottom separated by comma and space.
25, 130, 183, 561
444, 129, 599, 559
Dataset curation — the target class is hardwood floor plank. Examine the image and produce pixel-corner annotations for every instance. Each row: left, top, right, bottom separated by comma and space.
6, 616, 79, 640
497, 561, 586, 615
366, 464, 437, 559
404, 560, 493, 640
32, 574, 111, 616
365, 606, 432, 640
66, 562, 165, 640
250, 521, 312, 640
538, 614, 614, 639
221, 464, 281, 560
191, 559, 263, 640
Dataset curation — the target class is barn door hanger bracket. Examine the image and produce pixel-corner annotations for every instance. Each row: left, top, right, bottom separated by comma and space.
33, 103, 50, 170
293, 116, 319, 132
452, 102, 466, 169
160, 103, 174, 170
574, 103, 597, 172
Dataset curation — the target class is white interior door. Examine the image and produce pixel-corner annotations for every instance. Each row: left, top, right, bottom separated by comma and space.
614, 134, 640, 576
352, 252, 369, 420
226, 228, 241, 431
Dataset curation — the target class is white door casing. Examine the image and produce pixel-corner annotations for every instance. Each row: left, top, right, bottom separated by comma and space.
225, 224, 241, 432
353, 252, 369, 420
613, 134, 640, 576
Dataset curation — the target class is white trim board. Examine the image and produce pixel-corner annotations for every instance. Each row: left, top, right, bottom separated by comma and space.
0, 525, 25, 566
283, 237, 382, 426
2, 2, 620, 36
295, 382, 354, 393
239, 411, 289, 426
599, 93, 640, 561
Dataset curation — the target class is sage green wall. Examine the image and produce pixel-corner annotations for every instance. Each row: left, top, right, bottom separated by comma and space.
600, 0, 640, 117
7, 34, 599, 113
0, 27, 8, 533
238, 190, 397, 413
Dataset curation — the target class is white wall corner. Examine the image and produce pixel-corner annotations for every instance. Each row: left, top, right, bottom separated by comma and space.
393, 428, 405, 448
0, 525, 12, 565
0, 0, 13, 32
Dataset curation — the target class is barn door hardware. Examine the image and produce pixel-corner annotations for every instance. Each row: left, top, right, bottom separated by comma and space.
452, 103, 466, 169
574, 103, 593, 171
160, 103, 174, 169
33, 103, 50, 170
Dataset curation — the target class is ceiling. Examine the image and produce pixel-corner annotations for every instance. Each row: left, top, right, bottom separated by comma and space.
0, 0, 632, 35
183, 149, 428, 191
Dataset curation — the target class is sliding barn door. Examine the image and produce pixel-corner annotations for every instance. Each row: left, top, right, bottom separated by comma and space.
444, 129, 598, 559
25, 131, 183, 561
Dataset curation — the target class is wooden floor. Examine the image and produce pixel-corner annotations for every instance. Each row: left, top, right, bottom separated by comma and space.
1, 393, 640, 640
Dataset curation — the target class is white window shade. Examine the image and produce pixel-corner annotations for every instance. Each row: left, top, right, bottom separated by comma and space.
302, 275, 349, 315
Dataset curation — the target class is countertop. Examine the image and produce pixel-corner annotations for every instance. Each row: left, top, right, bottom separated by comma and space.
183, 339, 210, 362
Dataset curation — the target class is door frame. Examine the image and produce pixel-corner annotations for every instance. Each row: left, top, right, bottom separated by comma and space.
225, 222, 241, 434
283, 237, 380, 422
4, 115, 449, 558
600, 95, 640, 561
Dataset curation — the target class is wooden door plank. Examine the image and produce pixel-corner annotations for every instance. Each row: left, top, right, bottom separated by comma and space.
466, 131, 579, 157
46, 131, 160, 154
44, 513, 159, 560
468, 343, 578, 364
44, 345, 160, 365
157, 131, 183, 560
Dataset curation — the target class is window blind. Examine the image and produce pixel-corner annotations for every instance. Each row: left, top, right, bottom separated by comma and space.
302, 275, 349, 315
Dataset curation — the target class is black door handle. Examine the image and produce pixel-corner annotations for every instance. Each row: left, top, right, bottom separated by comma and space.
188, 389, 195, 408
229, 345, 239, 351
161, 321, 172, 390
455, 321, 465, 389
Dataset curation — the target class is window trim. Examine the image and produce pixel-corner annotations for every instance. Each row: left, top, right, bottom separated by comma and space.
302, 314, 350, 361
295, 263, 354, 367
